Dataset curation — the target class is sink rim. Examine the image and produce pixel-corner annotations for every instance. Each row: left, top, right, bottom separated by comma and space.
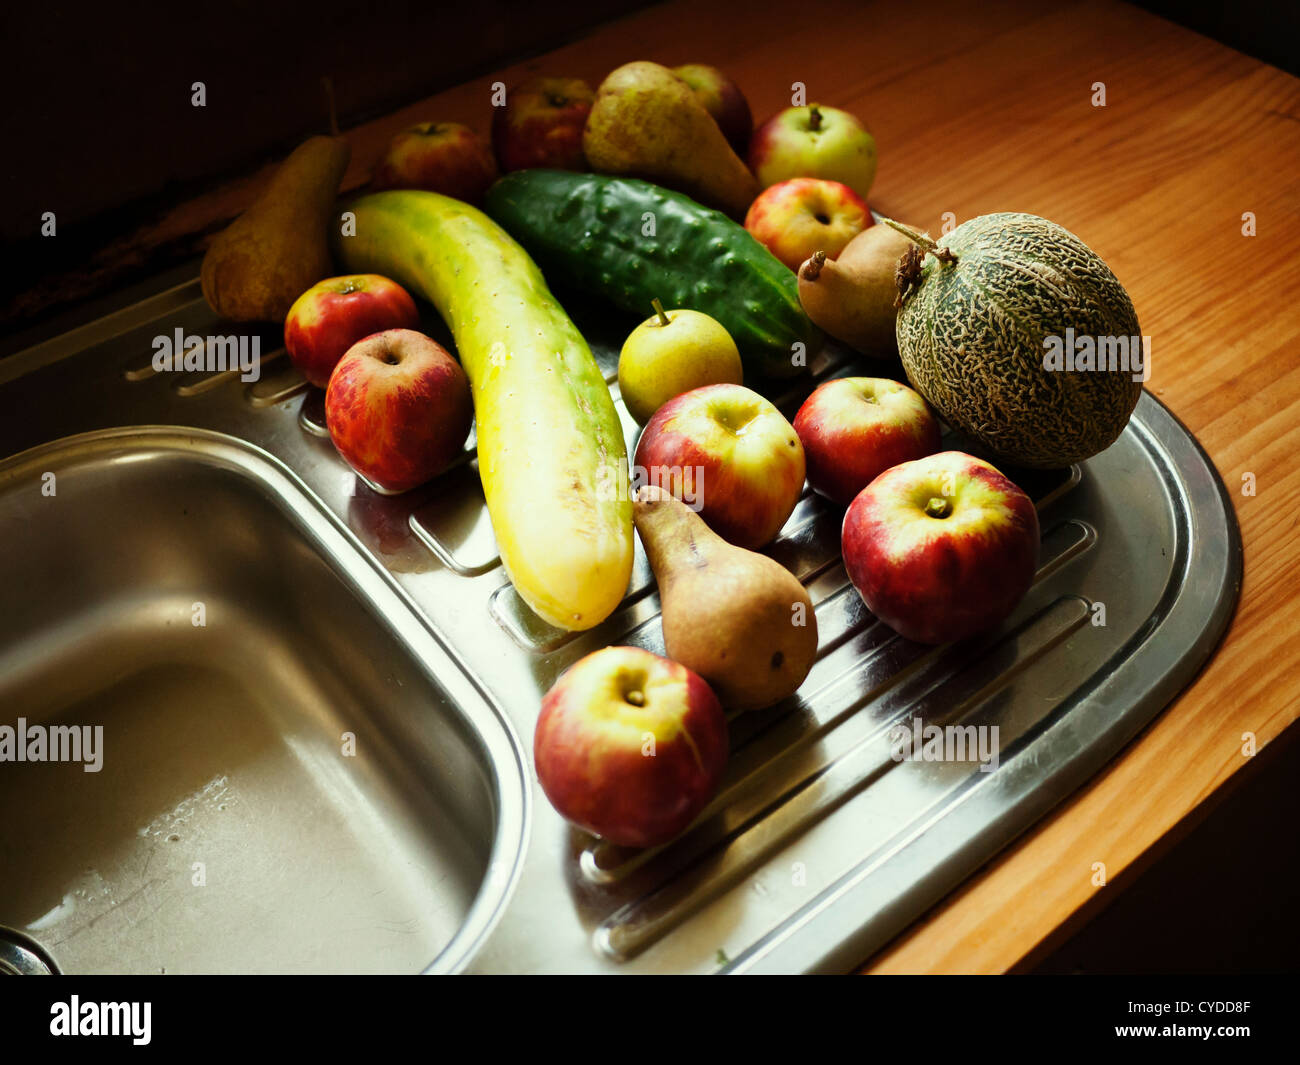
0, 424, 533, 975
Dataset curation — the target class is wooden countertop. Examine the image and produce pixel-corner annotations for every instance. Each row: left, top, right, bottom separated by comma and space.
37, 0, 1300, 970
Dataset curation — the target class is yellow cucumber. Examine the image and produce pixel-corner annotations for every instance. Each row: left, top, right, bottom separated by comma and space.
332, 190, 632, 630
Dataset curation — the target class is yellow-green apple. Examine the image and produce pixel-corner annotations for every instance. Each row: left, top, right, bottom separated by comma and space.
618, 301, 743, 424
672, 63, 752, 155
284, 274, 420, 389
491, 76, 594, 172
370, 122, 498, 204
634, 383, 805, 549
748, 104, 877, 199
534, 646, 728, 848
744, 178, 871, 272
794, 377, 941, 505
842, 451, 1039, 645
325, 328, 472, 494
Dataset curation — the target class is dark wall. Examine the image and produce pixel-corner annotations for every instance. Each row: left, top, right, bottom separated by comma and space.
1132, 0, 1300, 78
0, 0, 650, 242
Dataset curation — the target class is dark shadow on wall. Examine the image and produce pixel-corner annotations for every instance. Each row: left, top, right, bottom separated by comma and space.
0, 1, 652, 243
1026, 722, 1300, 975
0, 0, 653, 327
1132, 0, 1300, 77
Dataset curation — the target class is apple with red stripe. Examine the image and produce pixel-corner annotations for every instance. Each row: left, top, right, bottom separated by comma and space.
284, 274, 419, 389
634, 383, 805, 550
325, 328, 472, 494
371, 121, 498, 204
534, 646, 728, 849
491, 76, 594, 172
842, 451, 1039, 645
794, 377, 941, 506
744, 177, 871, 272
673, 64, 752, 156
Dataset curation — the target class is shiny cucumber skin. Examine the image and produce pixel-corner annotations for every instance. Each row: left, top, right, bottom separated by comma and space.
484, 170, 818, 379
332, 189, 632, 631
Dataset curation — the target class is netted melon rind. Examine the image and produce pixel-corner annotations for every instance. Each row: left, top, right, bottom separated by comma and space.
896, 212, 1143, 469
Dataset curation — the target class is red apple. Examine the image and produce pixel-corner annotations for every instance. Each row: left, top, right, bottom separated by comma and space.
748, 104, 877, 199
370, 122, 498, 204
535, 646, 727, 849
325, 328, 472, 493
744, 178, 871, 271
672, 64, 752, 156
634, 383, 805, 549
841, 451, 1039, 645
491, 76, 594, 172
284, 275, 420, 389
794, 377, 941, 505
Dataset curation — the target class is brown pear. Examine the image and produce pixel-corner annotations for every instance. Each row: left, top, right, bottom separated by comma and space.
634, 485, 818, 711
796, 221, 924, 356
201, 135, 350, 322
583, 61, 760, 219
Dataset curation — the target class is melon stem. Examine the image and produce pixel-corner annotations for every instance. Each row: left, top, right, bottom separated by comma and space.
880, 217, 956, 263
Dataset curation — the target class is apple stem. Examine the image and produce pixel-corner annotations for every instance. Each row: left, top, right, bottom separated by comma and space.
321, 76, 340, 137
800, 250, 828, 281
651, 298, 671, 327
925, 496, 953, 519
808, 105, 823, 131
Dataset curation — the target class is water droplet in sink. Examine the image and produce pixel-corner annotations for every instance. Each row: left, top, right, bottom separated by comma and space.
29, 893, 76, 930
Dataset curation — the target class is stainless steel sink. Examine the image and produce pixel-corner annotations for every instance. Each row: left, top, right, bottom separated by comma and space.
0, 427, 529, 974
0, 268, 1240, 973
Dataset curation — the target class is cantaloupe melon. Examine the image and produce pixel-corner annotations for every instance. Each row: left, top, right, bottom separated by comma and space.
889, 213, 1143, 469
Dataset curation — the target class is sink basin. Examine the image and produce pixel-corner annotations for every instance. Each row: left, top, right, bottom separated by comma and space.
0, 427, 529, 974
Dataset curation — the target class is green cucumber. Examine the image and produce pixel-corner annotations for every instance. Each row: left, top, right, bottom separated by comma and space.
484, 171, 818, 378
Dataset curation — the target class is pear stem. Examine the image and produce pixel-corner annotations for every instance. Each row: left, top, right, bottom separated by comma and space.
322, 76, 340, 137
651, 298, 671, 327
800, 250, 828, 281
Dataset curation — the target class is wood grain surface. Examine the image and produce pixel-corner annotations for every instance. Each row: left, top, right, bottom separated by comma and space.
23, 0, 1300, 970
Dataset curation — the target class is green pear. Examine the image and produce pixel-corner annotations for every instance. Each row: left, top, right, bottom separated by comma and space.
201, 135, 350, 322
583, 61, 760, 219
618, 300, 743, 424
